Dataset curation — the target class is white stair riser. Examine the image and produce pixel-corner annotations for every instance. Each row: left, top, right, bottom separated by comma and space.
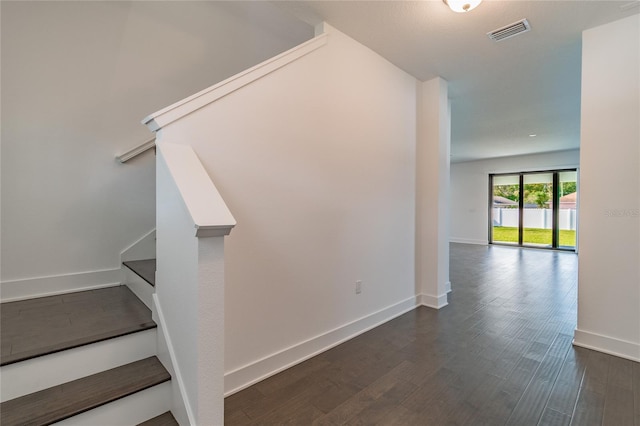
124, 268, 154, 309
55, 381, 172, 426
0, 329, 156, 402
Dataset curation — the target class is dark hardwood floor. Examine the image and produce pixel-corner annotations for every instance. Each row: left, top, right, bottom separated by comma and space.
225, 243, 640, 425
124, 259, 157, 286
1, 285, 155, 365
1, 356, 170, 426
138, 411, 180, 426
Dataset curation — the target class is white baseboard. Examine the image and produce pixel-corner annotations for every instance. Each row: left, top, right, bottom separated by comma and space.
450, 238, 487, 245
121, 229, 156, 262
224, 296, 418, 396
417, 292, 449, 309
0, 269, 122, 302
573, 328, 640, 362
152, 294, 194, 426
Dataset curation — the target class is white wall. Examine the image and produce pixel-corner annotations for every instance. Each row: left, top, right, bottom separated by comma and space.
154, 24, 418, 394
0, 1, 312, 298
574, 14, 640, 361
450, 150, 580, 245
416, 78, 451, 308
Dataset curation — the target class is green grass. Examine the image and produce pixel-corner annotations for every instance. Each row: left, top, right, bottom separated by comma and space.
492, 226, 576, 247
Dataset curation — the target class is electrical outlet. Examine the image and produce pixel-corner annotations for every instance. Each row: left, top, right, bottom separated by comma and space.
355, 280, 362, 294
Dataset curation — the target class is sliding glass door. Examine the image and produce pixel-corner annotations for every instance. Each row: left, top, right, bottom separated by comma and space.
491, 174, 520, 245
558, 171, 578, 249
523, 173, 554, 247
489, 169, 577, 251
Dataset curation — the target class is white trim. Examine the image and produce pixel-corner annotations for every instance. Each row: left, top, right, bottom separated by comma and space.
0, 268, 121, 302
152, 294, 195, 426
194, 224, 235, 238
224, 296, 418, 396
116, 138, 156, 163
450, 238, 487, 245
124, 269, 154, 309
142, 33, 329, 132
418, 292, 449, 309
121, 229, 156, 262
573, 328, 640, 362
158, 142, 236, 238
445, 281, 452, 293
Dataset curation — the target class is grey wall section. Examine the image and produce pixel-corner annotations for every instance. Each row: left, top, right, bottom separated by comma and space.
1, 2, 313, 285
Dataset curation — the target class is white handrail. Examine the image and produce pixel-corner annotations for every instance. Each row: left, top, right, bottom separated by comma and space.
158, 142, 236, 237
142, 33, 328, 132
116, 138, 156, 163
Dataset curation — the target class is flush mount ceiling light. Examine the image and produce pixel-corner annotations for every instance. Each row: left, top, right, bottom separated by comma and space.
443, 0, 482, 13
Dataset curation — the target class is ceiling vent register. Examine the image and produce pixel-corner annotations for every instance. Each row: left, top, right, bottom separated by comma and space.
487, 19, 531, 42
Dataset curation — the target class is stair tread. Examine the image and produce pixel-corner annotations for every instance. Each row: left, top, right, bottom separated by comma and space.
1, 286, 156, 366
138, 411, 179, 426
0, 356, 170, 426
124, 259, 156, 286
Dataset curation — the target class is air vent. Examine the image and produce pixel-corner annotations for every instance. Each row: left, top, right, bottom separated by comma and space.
487, 19, 531, 42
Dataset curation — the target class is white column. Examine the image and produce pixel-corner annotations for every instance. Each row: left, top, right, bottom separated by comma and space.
416, 77, 451, 308
574, 15, 640, 361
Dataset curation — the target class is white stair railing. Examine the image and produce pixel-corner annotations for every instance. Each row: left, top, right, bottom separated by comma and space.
116, 138, 156, 163
154, 140, 236, 425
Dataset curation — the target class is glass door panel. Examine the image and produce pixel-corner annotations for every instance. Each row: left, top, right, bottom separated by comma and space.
522, 173, 554, 247
489, 169, 577, 251
491, 174, 520, 244
558, 171, 577, 249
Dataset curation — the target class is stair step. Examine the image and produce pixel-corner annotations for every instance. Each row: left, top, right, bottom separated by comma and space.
1, 286, 156, 366
138, 411, 179, 426
124, 259, 156, 286
1, 328, 156, 402
0, 356, 170, 426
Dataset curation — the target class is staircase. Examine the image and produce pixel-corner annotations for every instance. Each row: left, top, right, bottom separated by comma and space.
0, 259, 177, 425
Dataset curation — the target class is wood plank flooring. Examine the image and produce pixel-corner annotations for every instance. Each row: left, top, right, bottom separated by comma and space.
1, 285, 155, 365
0, 356, 170, 426
225, 243, 639, 425
124, 259, 157, 286
138, 411, 180, 426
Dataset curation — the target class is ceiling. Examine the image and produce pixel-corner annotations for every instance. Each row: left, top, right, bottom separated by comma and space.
273, 1, 639, 162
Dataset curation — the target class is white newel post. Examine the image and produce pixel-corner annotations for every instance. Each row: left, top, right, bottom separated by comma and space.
155, 140, 235, 426
196, 236, 225, 425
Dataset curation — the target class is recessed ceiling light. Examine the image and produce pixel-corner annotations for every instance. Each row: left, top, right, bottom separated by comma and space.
529, 134, 537, 137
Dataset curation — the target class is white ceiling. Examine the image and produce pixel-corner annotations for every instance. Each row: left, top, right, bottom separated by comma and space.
273, 1, 639, 162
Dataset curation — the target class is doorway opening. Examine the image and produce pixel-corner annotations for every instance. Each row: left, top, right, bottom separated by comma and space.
489, 169, 577, 251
